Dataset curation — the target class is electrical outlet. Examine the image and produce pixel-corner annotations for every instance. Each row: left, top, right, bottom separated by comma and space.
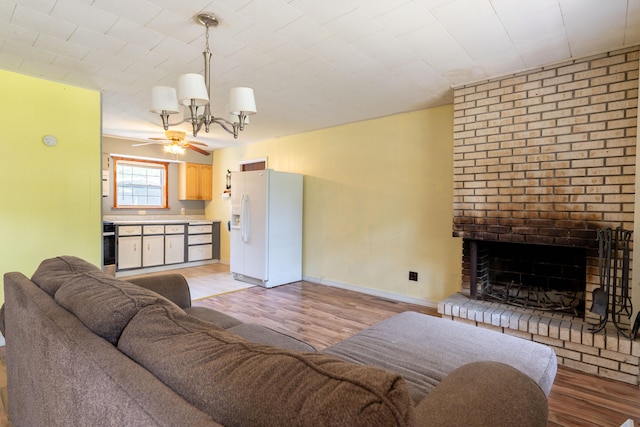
409, 271, 418, 281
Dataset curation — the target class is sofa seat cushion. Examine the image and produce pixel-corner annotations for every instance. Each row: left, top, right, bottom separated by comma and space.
55, 271, 179, 345
119, 305, 415, 427
31, 256, 101, 296
322, 311, 557, 402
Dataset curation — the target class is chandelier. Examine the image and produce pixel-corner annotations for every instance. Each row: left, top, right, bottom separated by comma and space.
150, 13, 256, 139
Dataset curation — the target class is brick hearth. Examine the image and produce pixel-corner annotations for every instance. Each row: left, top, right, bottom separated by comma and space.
438, 294, 640, 385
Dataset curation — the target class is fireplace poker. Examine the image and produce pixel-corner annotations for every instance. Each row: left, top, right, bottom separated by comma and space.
618, 229, 633, 317
611, 228, 633, 339
591, 228, 612, 333
590, 229, 608, 318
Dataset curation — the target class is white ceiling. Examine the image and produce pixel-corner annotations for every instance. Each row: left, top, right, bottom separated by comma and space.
1, 0, 639, 149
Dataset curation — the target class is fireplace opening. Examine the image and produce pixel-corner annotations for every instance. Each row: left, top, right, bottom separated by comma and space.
466, 240, 586, 317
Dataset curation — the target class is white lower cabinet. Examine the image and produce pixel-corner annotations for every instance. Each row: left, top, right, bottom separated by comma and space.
143, 235, 165, 267
188, 223, 215, 262
118, 236, 141, 270
188, 244, 213, 261
116, 221, 219, 272
165, 234, 185, 264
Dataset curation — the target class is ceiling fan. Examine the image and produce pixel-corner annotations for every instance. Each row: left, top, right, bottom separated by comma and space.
133, 130, 211, 156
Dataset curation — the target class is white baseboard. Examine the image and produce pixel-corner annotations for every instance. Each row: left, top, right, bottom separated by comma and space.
302, 275, 438, 308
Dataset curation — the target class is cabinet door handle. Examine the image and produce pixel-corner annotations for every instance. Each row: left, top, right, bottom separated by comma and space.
133, 243, 137, 251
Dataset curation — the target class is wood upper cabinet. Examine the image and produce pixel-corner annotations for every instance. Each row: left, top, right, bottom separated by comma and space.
178, 163, 212, 201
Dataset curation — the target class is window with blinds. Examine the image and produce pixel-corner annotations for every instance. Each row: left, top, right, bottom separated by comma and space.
113, 157, 168, 208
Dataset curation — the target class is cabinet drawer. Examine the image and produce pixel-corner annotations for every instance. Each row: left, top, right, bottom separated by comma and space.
118, 225, 142, 236
188, 234, 212, 245
189, 224, 212, 234
165, 224, 185, 234
143, 225, 165, 235
188, 244, 212, 261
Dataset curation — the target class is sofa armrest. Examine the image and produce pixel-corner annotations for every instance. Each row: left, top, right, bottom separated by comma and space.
414, 361, 548, 427
127, 274, 192, 309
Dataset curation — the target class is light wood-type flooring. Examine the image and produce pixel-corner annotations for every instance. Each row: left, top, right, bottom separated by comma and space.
0, 264, 638, 426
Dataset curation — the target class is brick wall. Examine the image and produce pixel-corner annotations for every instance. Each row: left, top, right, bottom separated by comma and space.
452, 46, 639, 323
453, 46, 638, 247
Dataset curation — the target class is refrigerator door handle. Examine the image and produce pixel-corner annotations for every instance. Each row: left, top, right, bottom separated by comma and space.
241, 193, 250, 243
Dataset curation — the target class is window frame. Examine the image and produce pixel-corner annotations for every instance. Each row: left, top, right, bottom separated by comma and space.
112, 156, 169, 209
239, 157, 267, 171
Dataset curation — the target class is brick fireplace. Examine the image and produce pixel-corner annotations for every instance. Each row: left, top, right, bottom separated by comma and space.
442, 46, 640, 384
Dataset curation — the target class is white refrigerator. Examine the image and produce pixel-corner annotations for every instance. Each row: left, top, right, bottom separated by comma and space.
230, 169, 303, 288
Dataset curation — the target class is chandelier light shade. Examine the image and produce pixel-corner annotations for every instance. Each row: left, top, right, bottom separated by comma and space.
228, 87, 257, 115
150, 12, 257, 139
177, 74, 209, 106
150, 86, 179, 114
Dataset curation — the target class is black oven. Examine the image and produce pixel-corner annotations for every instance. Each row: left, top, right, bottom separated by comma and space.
103, 222, 116, 266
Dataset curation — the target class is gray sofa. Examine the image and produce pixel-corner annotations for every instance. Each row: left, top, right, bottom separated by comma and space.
1, 256, 555, 426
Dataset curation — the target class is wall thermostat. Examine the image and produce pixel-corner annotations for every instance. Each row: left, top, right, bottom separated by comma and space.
43, 135, 58, 147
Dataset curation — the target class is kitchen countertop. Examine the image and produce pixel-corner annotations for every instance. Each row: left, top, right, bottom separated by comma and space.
103, 215, 220, 225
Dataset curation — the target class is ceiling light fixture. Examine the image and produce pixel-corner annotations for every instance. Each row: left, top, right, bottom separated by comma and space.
150, 13, 256, 139
164, 144, 186, 155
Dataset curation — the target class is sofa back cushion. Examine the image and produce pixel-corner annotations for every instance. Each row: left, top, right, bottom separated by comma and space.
31, 256, 100, 296
118, 305, 415, 427
55, 271, 179, 345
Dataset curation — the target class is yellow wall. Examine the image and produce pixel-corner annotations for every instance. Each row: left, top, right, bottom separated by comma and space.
207, 105, 462, 305
0, 70, 102, 303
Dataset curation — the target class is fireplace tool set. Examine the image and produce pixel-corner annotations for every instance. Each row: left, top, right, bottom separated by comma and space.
590, 227, 637, 339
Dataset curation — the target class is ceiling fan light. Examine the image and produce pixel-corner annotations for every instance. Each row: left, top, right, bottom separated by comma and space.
177, 73, 209, 106
164, 144, 185, 155
150, 86, 179, 113
228, 87, 257, 115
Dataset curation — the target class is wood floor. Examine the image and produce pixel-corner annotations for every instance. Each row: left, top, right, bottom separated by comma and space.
193, 279, 435, 350
0, 265, 639, 426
